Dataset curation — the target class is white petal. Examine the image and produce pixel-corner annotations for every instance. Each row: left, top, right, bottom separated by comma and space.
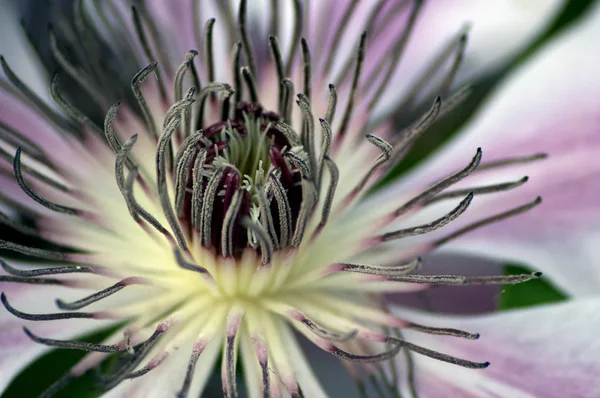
393, 298, 600, 398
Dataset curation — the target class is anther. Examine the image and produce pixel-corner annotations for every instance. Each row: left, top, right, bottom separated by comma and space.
56, 277, 149, 311
434, 197, 542, 247
380, 192, 473, 242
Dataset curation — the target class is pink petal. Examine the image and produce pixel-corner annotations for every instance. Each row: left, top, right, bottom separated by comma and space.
393, 297, 600, 398
374, 4, 600, 296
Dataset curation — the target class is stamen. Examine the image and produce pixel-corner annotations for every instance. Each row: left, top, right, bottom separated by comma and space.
282, 79, 295, 124
0, 259, 94, 277
242, 217, 274, 265
392, 96, 442, 159
48, 26, 108, 106
379, 192, 473, 242
200, 168, 225, 246
325, 84, 338, 125
386, 274, 465, 284
241, 66, 259, 103
124, 166, 175, 241
460, 272, 542, 285
197, 83, 234, 128
39, 373, 73, 398
174, 50, 199, 103
291, 179, 317, 247
351, 134, 393, 195
204, 18, 216, 84
338, 257, 422, 276
323, 0, 360, 74
1, 292, 97, 321
115, 134, 140, 219
406, 323, 479, 340
301, 38, 312, 100
174, 247, 211, 276
318, 156, 339, 229
284, 0, 303, 76
438, 33, 468, 98
268, 35, 285, 112
273, 122, 301, 146
427, 177, 528, 204
177, 346, 203, 398
256, 184, 279, 249
394, 24, 471, 112
367, 0, 423, 111
23, 327, 126, 352
250, 337, 270, 398
0, 208, 38, 235
104, 102, 128, 159
0, 120, 50, 164
131, 6, 167, 99
238, 0, 257, 78
191, 149, 208, 228
125, 351, 169, 379
330, 339, 402, 363
223, 311, 243, 398
292, 311, 357, 342
269, 173, 292, 247
284, 151, 311, 179
0, 240, 66, 261
100, 321, 170, 390
476, 153, 548, 172
387, 272, 541, 285
270, 0, 279, 36
156, 114, 189, 251
49, 73, 104, 138
435, 197, 542, 247
0, 275, 63, 285
296, 94, 317, 176
317, 118, 333, 188
222, 189, 244, 257
55, 277, 148, 311
439, 84, 473, 118
175, 136, 204, 217
132, 62, 161, 139
386, 337, 489, 369
0, 56, 66, 130
13, 148, 79, 215
134, 1, 173, 76
337, 31, 367, 139
393, 148, 481, 217
0, 144, 68, 192
232, 42, 243, 105
214, 0, 237, 47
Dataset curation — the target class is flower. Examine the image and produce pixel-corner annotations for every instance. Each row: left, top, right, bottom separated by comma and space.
0, 1, 598, 397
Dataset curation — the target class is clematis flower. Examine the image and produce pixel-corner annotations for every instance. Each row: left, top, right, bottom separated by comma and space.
0, 1, 598, 397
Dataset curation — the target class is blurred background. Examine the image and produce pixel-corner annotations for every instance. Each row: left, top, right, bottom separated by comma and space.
0, 0, 597, 396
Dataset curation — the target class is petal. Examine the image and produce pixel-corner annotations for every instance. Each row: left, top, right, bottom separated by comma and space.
393, 297, 600, 398
373, 3, 600, 296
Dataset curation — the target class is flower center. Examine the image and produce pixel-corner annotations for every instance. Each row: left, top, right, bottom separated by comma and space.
178, 101, 305, 258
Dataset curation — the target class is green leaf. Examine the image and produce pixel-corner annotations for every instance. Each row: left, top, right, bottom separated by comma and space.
499, 264, 568, 311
